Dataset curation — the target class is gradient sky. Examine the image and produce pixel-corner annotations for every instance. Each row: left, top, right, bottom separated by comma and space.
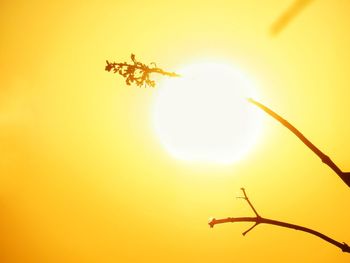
1, 0, 350, 262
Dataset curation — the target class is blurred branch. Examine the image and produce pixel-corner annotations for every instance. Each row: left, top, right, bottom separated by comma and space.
209, 188, 350, 253
270, 0, 314, 36
248, 98, 350, 188
105, 54, 180, 88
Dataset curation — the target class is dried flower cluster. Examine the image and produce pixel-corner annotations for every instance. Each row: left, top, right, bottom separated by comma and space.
105, 54, 179, 87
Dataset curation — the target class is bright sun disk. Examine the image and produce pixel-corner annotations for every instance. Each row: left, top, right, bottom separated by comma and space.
152, 61, 263, 164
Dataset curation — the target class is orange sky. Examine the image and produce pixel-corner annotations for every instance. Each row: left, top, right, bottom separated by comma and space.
1, 0, 350, 262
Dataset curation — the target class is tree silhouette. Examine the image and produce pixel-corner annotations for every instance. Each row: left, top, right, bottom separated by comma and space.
105, 54, 349, 254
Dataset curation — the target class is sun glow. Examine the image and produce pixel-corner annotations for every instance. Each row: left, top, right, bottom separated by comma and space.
153, 61, 263, 164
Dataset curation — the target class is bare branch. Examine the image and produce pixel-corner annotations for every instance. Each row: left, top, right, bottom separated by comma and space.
240, 188, 260, 217
270, 0, 314, 36
242, 222, 259, 236
239, 188, 261, 236
209, 188, 350, 253
105, 54, 180, 88
209, 216, 350, 253
248, 98, 350, 188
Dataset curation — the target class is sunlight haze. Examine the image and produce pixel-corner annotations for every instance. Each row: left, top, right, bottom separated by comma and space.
0, 0, 350, 262
153, 61, 263, 164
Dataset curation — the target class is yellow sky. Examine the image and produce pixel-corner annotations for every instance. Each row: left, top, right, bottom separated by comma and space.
1, 0, 350, 262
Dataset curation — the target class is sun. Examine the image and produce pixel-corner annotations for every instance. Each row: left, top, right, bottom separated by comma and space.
152, 60, 263, 164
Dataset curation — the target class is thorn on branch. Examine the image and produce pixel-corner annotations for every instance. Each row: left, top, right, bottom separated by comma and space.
105, 54, 180, 88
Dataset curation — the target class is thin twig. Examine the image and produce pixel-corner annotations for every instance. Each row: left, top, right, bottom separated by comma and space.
240, 188, 260, 217
242, 222, 259, 236
248, 98, 350, 188
270, 0, 314, 36
209, 188, 350, 253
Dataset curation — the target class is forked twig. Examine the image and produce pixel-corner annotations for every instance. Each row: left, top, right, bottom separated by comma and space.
248, 98, 350, 188
105, 54, 179, 87
209, 188, 350, 253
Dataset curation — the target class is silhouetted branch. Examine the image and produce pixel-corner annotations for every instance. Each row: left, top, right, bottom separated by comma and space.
105, 54, 179, 87
270, 0, 314, 36
248, 98, 350, 188
237, 187, 260, 217
209, 188, 350, 253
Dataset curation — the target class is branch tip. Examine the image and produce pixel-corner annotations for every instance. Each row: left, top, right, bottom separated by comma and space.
208, 218, 216, 228
242, 222, 259, 236
342, 242, 350, 252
